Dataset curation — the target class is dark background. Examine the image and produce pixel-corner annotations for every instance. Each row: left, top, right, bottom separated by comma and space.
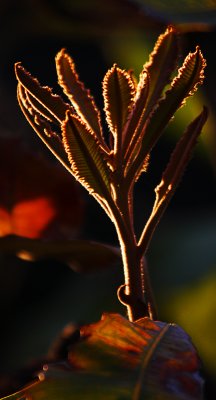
0, 0, 216, 398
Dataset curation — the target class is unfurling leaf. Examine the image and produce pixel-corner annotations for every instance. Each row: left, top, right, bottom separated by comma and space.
15, 63, 70, 123
62, 111, 111, 204
56, 49, 104, 145
17, 84, 72, 174
3, 314, 203, 400
103, 64, 135, 153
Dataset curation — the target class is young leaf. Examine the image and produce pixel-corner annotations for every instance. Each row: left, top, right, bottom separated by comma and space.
62, 111, 111, 204
127, 46, 206, 181
138, 106, 208, 255
103, 64, 135, 154
3, 313, 203, 400
143, 25, 179, 115
15, 63, 70, 124
123, 26, 178, 173
56, 49, 105, 146
17, 84, 72, 174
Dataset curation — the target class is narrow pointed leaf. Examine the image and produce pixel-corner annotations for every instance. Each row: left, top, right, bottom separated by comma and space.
144, 25, 179, 115
17, 84, 72, 174
138, 107, 208, 255
123, 26, 178, 172
103, 64, 135, 152
15, 63, 70, 124
3, 314, 203, 400
0, 235, 121, 272
154, 106, 208, 208
127, 47, 206, 181
56, 49, 105, 145
123, 71, 149, 163
62, 111, 111, 202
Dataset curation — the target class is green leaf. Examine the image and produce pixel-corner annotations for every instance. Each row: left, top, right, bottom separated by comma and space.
62, 111, 111, 204
127, 46, 206, 181
15, 63, 70, 124
0, 235, 121, 272
56, 49, 105, 147
17, 83, 72, 174
103, 64, 135, 153
2, 313, 203, 400
138, 107, 208, 255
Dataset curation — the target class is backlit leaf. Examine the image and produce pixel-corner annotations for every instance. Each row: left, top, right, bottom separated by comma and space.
127, 46, 206, 181
17, 84, 72, 174
15, 63, 70, 124
62, 111, 111, 204
138, 107, 208, 254
2, 313, 203, 399
56, 49, 105, 146
123, 27, 178, 177
144, 25, 179, 115
154, 106, 208, 209
103, 64, 135, 153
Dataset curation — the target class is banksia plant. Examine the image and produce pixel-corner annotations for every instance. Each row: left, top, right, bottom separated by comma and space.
15, 26, 207, 322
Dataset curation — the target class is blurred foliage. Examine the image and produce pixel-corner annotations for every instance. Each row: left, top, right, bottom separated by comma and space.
163, 271, 216, 374
131, 0, 216, 27
0, 0, 216, 398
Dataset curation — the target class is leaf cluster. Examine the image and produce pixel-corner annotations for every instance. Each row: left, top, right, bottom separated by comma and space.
15, 26, 207, 260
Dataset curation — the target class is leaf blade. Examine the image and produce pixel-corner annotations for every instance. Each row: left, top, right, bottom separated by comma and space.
103, 64, 135, 153
56, 49, 105, 145
138, 106, 208, 255
17, 83, 72, 174
62, 111, 111, 202
127, 46, 206, 181
15, 63, 70, 123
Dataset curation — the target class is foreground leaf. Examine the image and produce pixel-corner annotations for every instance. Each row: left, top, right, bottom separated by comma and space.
0, 236, 121, 272
2, 313, 203, 400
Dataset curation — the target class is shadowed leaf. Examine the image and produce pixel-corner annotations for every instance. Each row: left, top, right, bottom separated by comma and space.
15, 63, 70, 123
103, 64, 135, 153
62, 111, 111, 204
0, 236, 121, 272
2, 313, 203, 399
56, 49, 105, 146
